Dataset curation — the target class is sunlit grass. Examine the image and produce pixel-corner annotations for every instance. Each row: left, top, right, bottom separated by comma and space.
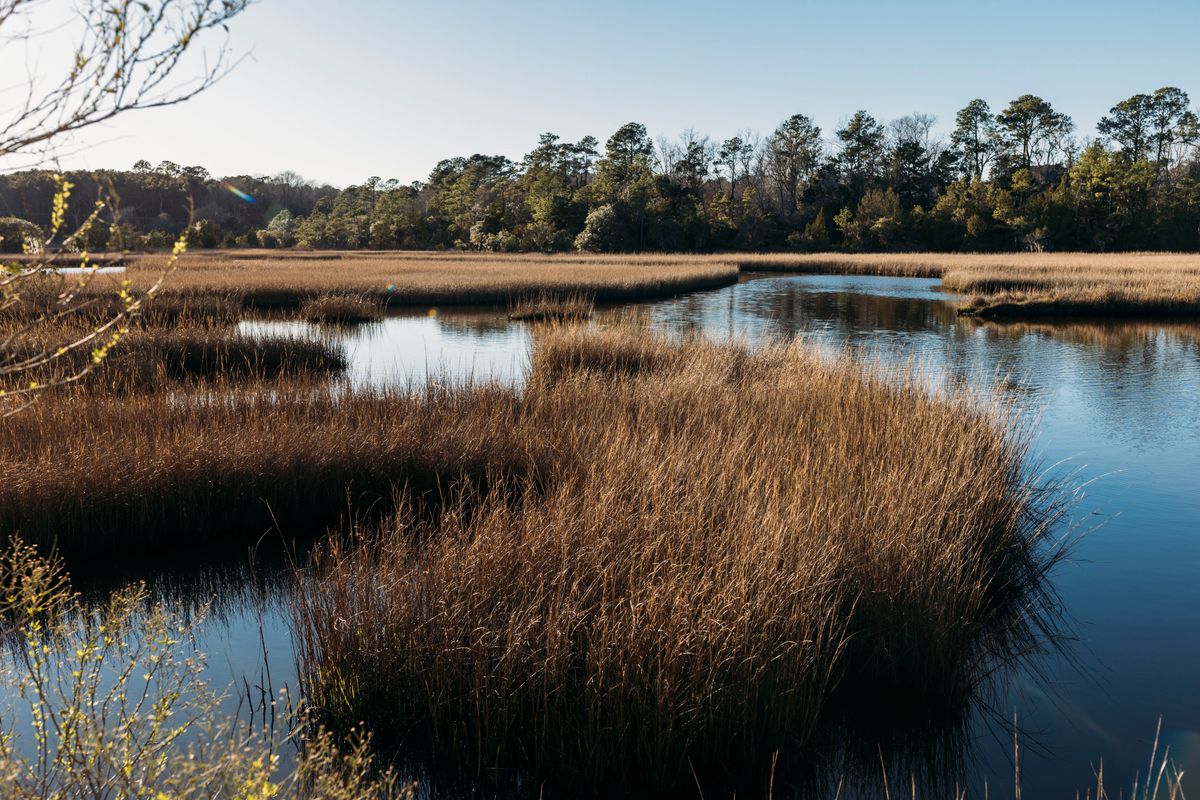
507, 291, 595, 321
118, 250, 739, 308
292, 323, 1065, 793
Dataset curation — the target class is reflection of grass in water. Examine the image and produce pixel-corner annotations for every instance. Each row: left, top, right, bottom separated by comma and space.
293, 323, 1068, 795
67, 531, 300, 625
967, 317, 1200, 350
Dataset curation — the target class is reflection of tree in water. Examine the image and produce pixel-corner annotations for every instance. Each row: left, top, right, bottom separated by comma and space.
744, 285, 957, 337
643, 279, 960, 345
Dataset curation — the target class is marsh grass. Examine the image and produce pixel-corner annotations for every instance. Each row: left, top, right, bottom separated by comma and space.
115, 250, 740, 308
291, 324, 1066, 794
0, 373, 540, 554
0, 273, 243, 326
301, 294, 384, 324
3, 317, 347, 394
507, 291, 595, 322
735, 253, 949, 278
21, 250, 1191, 322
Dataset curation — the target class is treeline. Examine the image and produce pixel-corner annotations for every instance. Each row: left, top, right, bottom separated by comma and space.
2, 88, 1199, 254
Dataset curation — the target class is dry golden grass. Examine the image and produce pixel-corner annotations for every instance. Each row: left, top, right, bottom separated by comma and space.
118, 250, 739, 308
1, 272, 243, 326
300, 293, 384, 324
293, 324, 1062, 793
0, 375, 537, 554
734, 252, 949, 277
1, 316, 346, 394
507, 291, 595, 322
23, 249, 1193, 320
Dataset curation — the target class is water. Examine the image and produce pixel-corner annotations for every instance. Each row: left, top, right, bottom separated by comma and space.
40, 273, 1200, 794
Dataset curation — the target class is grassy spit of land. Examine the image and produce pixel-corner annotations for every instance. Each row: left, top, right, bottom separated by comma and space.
0, 372, 537, 553
289, 324, 1062, 794
116, 250, 740, 309
507, 291, 595, 321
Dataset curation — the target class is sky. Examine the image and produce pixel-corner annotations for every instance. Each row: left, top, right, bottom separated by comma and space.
5, 0, 1200, 187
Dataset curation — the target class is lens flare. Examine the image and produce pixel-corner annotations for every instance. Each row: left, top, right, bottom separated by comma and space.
221, 181, 256, 204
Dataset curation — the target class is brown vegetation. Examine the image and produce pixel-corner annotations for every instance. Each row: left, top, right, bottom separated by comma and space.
2, 317, 346, 394
734, 253, 949, 277
300, 293, 384, 324
16, 250, 1193, 322
117, 250, 739, 309
292, 324, 1062, 793
507, 291, 595, 322
0, 273, 243, 326
0, 375, 532, 554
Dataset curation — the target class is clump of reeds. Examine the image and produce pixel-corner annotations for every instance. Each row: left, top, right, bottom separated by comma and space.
507, 292, 594, 322
292, 324, 1064, 793
98, 328, 348, 390
0, 374, 538, 554
300, 294, 383, 324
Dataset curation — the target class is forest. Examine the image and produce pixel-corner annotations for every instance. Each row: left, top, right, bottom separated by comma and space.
1, 88, 1198, 254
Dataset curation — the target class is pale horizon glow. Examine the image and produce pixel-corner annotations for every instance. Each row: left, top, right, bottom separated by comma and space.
6, 0, 1200, 187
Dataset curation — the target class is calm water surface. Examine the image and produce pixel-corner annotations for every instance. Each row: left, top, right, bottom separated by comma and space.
67, 274, 1200, 794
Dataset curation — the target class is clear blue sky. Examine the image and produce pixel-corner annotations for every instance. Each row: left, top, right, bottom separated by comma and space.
26, 0, 1200, 186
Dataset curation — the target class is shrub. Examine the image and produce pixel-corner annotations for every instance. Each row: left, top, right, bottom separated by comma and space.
0, 216, 42, 253
574, 203, 629, 252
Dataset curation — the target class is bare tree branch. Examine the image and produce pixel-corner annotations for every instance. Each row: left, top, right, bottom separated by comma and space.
0, 0, 249, 411
0, 0, 252, 161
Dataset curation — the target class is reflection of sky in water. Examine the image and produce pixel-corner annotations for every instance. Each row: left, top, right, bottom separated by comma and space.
241, 311, 531, 388
66, 275, 1200, 794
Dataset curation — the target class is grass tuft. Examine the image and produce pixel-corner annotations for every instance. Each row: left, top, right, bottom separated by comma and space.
507, 291, 594, 322
300, 294, 384, 324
